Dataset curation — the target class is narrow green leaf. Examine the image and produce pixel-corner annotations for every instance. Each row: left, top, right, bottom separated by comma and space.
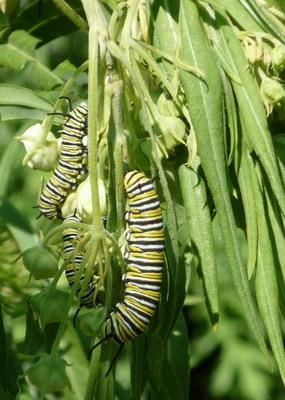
152, 0, 179, 79
0, 30, 63, 89
220, 70, 238, 165
147, 332, 165, 391
209, 0, 265, 31
252, 163, 285, 384
239, 0, 285, 45
0, 84, 52, 112
131, 336, 147, 400
211, 12, 285, 217
237, 149, 258, 279
167, 313, 190, 400
179, 162, 219, 324
92, 343, 116, 400
262, 176, 285, 318
150, 357, 186, 400
179, 0, 266, 354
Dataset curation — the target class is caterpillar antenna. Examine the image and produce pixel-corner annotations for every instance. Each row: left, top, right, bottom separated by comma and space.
73, 308, 81, 328
59, 96, 73, 111
88, 334, 112, 360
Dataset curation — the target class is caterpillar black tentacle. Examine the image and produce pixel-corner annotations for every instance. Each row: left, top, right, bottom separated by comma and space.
58, 96, 73, 111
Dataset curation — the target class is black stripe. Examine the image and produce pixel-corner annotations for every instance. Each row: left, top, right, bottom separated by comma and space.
125, 171, 139, 185
125, 290, 159, 307
128, 239, 164, 246
46, 182, 64, 198
127, 180, 153, 195
123, 300, 151, 320
115, 307, 142, 336
127, 218, 163, 227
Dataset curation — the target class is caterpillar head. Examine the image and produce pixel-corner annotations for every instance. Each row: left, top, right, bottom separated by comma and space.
124, 171, 154, 199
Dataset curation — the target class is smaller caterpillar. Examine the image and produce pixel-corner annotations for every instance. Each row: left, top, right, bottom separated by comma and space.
38, 101, 88, 220
63, 214, 98, 308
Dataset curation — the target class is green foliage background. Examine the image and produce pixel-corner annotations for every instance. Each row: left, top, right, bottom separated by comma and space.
1, 0, 285, 399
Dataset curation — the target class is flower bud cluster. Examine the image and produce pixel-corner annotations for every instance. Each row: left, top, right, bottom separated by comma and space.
241, 33, 285, 115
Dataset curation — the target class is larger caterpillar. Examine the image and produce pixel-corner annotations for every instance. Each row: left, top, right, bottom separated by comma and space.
63, 214, 98, 308
91, 170, 164, 374
38, 102, 88, 219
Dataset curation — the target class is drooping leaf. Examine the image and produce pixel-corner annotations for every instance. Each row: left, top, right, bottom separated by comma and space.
179, 162, 219, 324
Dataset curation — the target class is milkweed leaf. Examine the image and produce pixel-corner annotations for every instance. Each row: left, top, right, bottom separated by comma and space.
0, 30, 63, 90
179, 0, 266, 355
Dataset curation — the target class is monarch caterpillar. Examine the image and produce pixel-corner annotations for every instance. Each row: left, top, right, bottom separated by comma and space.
91, 170, 164, 374
63, 214, 98, 308
38, 101, 88, 219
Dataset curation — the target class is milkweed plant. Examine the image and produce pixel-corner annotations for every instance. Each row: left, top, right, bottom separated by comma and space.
1, 0, 285, 399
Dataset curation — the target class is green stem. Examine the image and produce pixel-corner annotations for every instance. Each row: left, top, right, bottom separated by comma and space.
111, 79, 125, 232
80, 3, 110, 399
130, 39, 177, 100
120, 0, 140, 50
84, 345, 102, 400
81, 0, 105, 232
52, 0, 88, 30
105, 230, 125, 273
131, 39, 205, 78
101, 240, 113, 312
81, 0, 108, 39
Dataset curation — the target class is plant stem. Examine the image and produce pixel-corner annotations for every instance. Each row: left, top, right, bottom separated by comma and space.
111, 78, 125, 232
120, 0, 140, 50
84, 345, 102, 400
81, 0, 106, 232
80, 3, 110, 399
105, 230, 125, 273
52, 0, 88, 30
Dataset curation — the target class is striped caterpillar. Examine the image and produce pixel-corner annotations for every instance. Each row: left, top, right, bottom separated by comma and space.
38, 101, 88, 219
62, 214, 98, 308
91, 170, 164, 374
